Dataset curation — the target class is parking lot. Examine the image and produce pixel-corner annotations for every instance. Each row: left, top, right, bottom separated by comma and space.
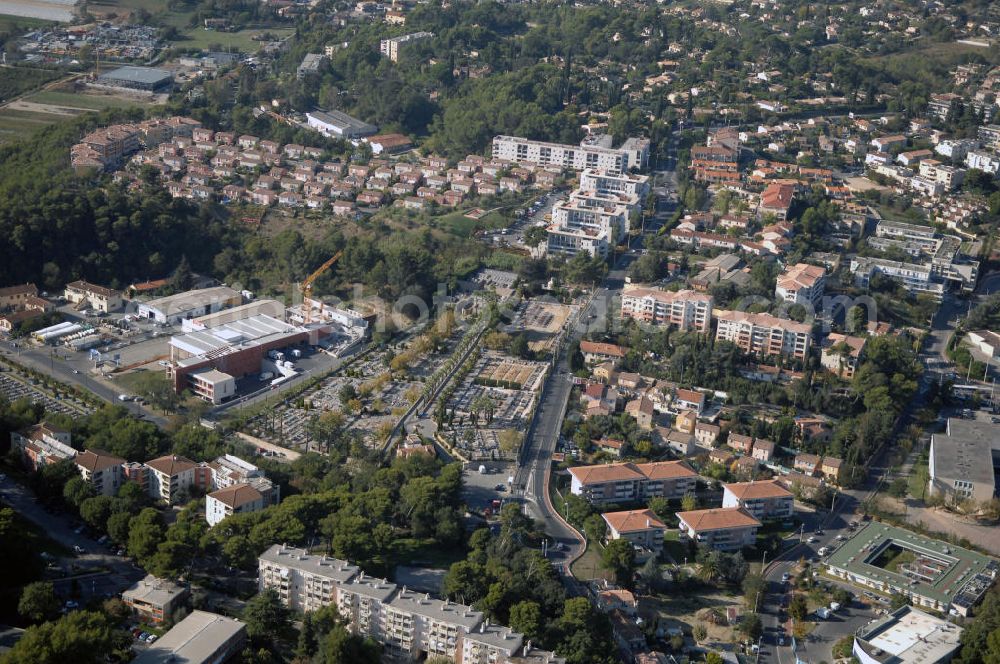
0, 367, 93, 415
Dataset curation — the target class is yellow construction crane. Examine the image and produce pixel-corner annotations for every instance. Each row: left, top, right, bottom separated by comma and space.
301, 250, 343, 324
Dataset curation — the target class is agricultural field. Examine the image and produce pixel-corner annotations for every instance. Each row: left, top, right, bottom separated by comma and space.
0, 83, 161, 143
175, 26, 294, 52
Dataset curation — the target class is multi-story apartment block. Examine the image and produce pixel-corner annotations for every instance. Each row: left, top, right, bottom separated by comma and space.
567, 461, 697, 506
492, 136, 636, 175
676, 507, 761, 551
206, 483, 267, 527
144, 454, 211, 505
602, 508, 667, 553
850, 257, 944, 298
918, 160, 965, 191
75, 449, 125, 496
382, 588, 483, 661
721, 480, 794, 521
775, 263, 826, 306
714, 310, 812, 361
10, 422, 75, 471
579, 169, 651, 198
258, 545, 564, 664
379, 32, 434, 62
258, 545, 362, 613
620, 288, 712, 332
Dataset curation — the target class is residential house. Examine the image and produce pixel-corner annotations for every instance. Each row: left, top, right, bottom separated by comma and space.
793, 453, 821, 475
820, 456, 843, 483
625, 396, 655, 430
674, 389, 706, 415
579, 341, 626, 365
751, 439, 775, 463
728, 433, 754, 454
820, 333, 867, 378
674, 409, 696, 434
695, 422, 720, 448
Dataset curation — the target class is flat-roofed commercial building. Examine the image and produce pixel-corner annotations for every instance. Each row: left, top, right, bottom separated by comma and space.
137, 286, 242, 325
676, 507, 761, 551
97, 65, 173, 91
306, 109, 377, 139
721, 480, 794, 521
122, 575, 190, 625
167, 314, 310, 396
132, 610, 246, 664
620, 288, 712, 332
568, 461, 697, 506
825, 521, 999, 616
715, 310, 812, 361
850, 257, 944, 298
853, 606, 962, 664
929, 418, 1000, 504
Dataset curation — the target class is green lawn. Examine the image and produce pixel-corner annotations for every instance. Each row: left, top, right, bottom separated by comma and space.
175, 26, 295, 52
0, 108, 70, 143
389, 537, 467, 570
0, 13, 55, 31
662, 529, 690, 564
570, 540, 612, 582
435, 209, 510, 238
27, 90, 157, 111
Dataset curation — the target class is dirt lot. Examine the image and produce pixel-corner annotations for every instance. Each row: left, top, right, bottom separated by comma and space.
639, 589, 743, 649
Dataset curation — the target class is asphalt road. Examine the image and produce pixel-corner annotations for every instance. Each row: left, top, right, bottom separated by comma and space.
0, 474, 145, 605
511, 143, 679, 574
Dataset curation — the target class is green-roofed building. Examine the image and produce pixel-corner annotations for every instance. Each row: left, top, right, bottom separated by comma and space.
825, 521, 998, 616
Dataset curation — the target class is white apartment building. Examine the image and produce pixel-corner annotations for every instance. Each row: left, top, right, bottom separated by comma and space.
492, 135, 633, 174
567, 461, 698, 506
258, 545, 362, 613
545, 224, 610, 257
714, 310, 812, 361
676, 507, 761, 551
966, 150, 1000, 175
379, 32, 434, 62
721, 480, 794, 521
775, 263, 826, 306
579, 168, 651, 197
620, 288, 712, 332
145, 454, 207, 504
850, 257, 945, 298
918, 160, 966, 190
205, 483, 266, 527
258, 545, 565, 664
